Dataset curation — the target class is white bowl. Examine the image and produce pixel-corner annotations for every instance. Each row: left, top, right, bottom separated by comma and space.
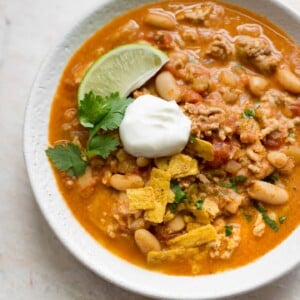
24, 0, 300, 299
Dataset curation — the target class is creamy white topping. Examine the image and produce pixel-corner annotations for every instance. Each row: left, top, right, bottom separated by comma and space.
119, 95, 191, 158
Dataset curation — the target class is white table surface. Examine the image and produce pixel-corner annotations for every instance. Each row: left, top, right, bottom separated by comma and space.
0, 0, 300, 299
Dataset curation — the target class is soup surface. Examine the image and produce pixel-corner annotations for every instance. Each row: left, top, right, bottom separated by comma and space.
47, 0, 300, 275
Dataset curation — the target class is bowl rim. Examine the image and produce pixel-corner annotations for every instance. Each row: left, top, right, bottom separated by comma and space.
24, 0, 300, 299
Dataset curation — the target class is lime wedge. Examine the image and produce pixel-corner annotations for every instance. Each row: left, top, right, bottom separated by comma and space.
77, 43, 169, 102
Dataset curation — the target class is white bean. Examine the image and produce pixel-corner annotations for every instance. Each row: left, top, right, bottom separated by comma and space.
219, 70, 237, 87
167, 215, 185, 232
247, 180, 288, 205
136, 157, 150, 167
276, 67, 300, 94
134, 229, 161, 254
279, 158, 295, 175
110, 174, 144, 191
155, 71, 182, 101
284, 146, 300, 165
225, 160, 241, 174
248, 76, 269, 96
267, 151, 288, 169
144, 12, 176, 30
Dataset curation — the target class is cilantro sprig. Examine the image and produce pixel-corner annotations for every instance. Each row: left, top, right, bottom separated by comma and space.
46, 91, 133, 177
46, 143, 88, 177
219, 175, 247, 192
254, 201, 279, 232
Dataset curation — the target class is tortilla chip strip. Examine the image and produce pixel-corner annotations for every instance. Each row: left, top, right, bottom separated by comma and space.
127, 186, 156, 210
190, 209, 211, 224
167, 154, 199, 178
154, 157, 170, 171
187, 138, 214, 161
144, 168, 174, 223
147, 248, 200, 264
149, 168, 171, 189
167, 224, 217, 248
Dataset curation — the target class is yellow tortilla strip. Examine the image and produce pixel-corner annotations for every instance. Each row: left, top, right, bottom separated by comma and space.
154, 157, 170, 171
147, 248, 200, 264
167, 224, 217, 248
127, 186, 156, 211
167, 154, 199, 178
191, 209, 211, 224
187, 138, 214, 161
149, 168, 171, 190
144, 168, 174, 223
144, 189, 171, 223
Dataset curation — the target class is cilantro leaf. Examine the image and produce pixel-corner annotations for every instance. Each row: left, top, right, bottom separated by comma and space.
169, 203, 178, 213
196, 198, 205, 210
169, 181, 187, 213
254, 202, 279, 232
279, 216, 287, 224
242, 104, 260, 119
46, 143, 87, 177
231, 175, 247, 184
86, 134, 119, 159
78, 91, 110, 128
219, 175, 247, 192
242, 108, 255, 119
242, 211, 252, 222
171, 181, 187, 204
90, 92, 133, 133
219, 181, 235, 189
88, 92, 133, 143
225, 225, 233, 236
189, 134, 196, 144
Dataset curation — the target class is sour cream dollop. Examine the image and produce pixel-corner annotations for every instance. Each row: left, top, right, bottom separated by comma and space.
119, 95, 191, 158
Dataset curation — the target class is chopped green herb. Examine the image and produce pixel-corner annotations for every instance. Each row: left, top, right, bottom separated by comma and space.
219, 181, 235, 189
219, 175, 247, 192
188, 198, 194, 204
232, 175, 247, 184
169, 203, 177, 213
170, 181, 188, 213
242, 104, 260, 119
189, 134, 196, 144
196, 198, 205, 210
254, 202, 279, 232
46, 143, 88, 177
171, 181, 187, 204
288, 132, 296, 138
242, 108, 255, 119
279, 216, 287, 224
242, 211, 253, 223
225, 225, 233, 236
263, 173, 279, 184
86, 134, 119, 159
